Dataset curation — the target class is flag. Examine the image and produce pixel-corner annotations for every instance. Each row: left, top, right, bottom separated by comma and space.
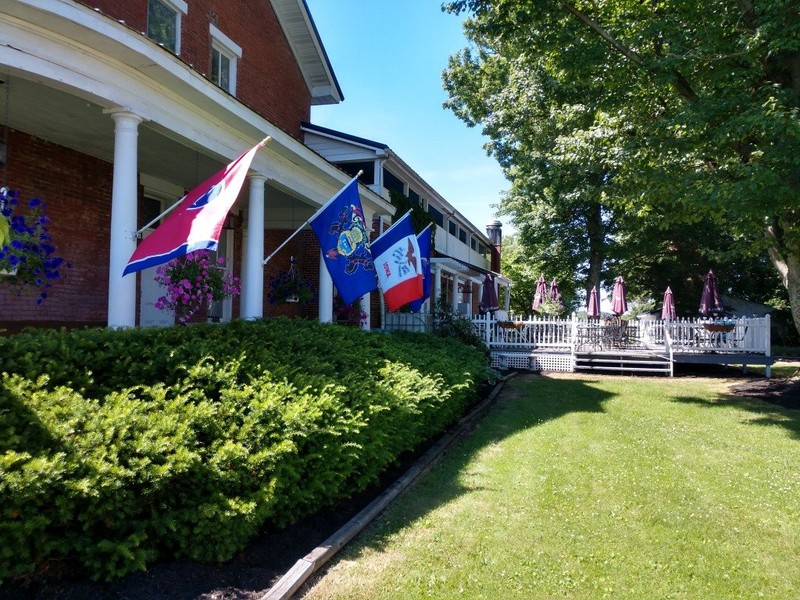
123, 140, 265, 276
409, 224, 432, 313
309, 177, 378, 305
371, 211, 423, 312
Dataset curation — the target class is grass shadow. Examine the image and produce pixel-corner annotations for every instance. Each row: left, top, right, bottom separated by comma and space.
671, 391, 800, 440
303, 374, 615, 576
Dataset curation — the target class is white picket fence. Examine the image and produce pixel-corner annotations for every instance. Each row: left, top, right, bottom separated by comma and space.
470, 313, 772, 374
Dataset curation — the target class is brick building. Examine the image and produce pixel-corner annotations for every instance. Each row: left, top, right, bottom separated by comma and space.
0, 0, 393, 331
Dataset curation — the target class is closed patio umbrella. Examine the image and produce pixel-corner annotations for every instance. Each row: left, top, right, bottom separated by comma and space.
531, 275, 548, 312
699, 270, 724, 317
661, 286, 676, 320
479, 273, 499, 315
549, 278, 562, 309
611, 276, 627, 316
587, 286, 600, 318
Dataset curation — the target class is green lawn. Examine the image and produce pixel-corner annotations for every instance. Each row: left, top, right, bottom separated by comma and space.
300, 373, 800, 599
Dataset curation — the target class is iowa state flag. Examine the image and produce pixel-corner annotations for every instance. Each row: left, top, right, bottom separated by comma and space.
123, 140, 265, 276
371, 211, 423, 312
409, 223, 432, 313
309, 177, 378, 305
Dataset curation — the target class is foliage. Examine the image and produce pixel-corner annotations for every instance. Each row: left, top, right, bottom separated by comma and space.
267, 263, 315, 305
0, 319, 489, 583
388, 189, 437, 239
154, 250, 240, 324
0, 188, 69, 303
432, 290, 489, 355
442, 0, 800, 334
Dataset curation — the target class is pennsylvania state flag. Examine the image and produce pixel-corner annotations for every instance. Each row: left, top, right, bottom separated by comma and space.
309, 178, 378, 305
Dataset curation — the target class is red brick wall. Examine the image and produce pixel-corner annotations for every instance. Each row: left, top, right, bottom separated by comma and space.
264, 229, 319, 319
85, 0, 312, 138
0, 129, 113, 330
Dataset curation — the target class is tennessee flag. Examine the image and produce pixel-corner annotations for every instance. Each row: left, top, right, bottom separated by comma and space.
123, 140, 265, 276
409, 223, 432, 313
371, 211, 423, 312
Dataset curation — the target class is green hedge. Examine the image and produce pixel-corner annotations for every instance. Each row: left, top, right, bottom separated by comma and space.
0, 319, 490, 583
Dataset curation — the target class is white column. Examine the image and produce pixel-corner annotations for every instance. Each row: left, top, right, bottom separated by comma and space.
318, 251, 333, 322
359, 293, 371, 330
451, 273, 459, 312
106, 109, 142, 328
242, 175, 266, 319
433, 263, 441, 309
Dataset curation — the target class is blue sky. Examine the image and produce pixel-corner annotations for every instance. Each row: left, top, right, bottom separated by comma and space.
304, 0, 511, 236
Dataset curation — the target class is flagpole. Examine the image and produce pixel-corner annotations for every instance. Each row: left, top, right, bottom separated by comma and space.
373, 209, 413, 241
135, 137, 271, 237
262, 170, 362, 266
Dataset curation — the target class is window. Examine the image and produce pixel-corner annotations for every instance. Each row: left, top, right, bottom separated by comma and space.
448, 221, 457, 236
408, 189, 420, 206
427, 205, 444, 227
471, 237, 477, 251
147, 0, 187, 54
210, 24, 242, 94
459, 228, 467, 244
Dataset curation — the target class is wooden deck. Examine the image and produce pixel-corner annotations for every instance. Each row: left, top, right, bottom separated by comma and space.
472, 314, 773, 377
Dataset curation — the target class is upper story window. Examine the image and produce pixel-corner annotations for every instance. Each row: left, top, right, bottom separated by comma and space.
210, 24, 243, 94
471, 237, 477, 251
448, 221, 457, 236
428, 205, 444, 227
147, 0, 187, 54
459, 228, 467, 244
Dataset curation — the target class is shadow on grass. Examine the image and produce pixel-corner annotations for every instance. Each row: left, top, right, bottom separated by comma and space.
671, 392, 800, 440
305, 374, 614, 568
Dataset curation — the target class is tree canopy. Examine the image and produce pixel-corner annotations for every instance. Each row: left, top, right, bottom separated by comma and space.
442, 0, 800, 333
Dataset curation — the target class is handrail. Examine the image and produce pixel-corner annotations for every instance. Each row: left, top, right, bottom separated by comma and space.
663, 322, 674, 377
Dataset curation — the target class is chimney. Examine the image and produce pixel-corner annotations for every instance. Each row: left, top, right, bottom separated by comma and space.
486, 220, 502, 273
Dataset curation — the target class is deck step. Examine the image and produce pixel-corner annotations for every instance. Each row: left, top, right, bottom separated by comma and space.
574, 352, 672, 376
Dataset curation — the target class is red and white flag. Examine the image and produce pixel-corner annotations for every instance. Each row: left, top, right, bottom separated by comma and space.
123, 139, 266, 276
370, 211, 423, 312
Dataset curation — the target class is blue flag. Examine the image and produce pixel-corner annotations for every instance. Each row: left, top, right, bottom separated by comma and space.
409, 224, 432, 312
309, 178, 378, 305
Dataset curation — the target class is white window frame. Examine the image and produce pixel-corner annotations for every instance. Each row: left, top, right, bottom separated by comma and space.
210, 24, 243, 95
147, 0, 188, 55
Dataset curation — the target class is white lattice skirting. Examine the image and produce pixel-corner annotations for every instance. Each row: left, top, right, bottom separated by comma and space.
491, 351, 573, 372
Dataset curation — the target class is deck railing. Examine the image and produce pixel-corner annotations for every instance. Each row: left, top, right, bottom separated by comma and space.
470, 313, 771, 357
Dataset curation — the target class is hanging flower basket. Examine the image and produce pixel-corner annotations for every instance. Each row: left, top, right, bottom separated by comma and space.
154, 250, 240, 325
268, 256, 314, 304
0, 187, 70, 303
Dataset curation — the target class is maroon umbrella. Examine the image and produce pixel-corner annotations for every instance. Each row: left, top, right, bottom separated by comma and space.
661, 286, 676, 320
699, 270, 724, 317
611, 276, 627, 316
549, 278, 562, 308
531, 275, 548, 312
479, 273, 499, 315
587, 286, 600, 318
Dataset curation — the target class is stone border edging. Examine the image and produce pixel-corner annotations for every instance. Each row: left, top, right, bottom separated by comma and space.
259, 372, 516, 600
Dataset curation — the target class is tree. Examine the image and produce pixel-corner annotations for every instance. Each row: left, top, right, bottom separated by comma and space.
443, 0, 800, 333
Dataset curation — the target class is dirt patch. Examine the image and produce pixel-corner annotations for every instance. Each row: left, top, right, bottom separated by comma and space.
727, 375, 800, 410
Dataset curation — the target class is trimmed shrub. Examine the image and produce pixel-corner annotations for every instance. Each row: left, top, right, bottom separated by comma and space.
0, 318, 489, 582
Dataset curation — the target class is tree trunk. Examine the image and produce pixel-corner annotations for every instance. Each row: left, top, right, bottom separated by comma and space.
586, 203, 605, 296
767, 230, 800, 337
